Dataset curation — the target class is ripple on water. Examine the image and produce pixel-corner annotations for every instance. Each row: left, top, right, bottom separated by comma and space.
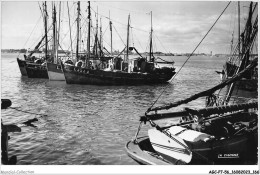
2, 55, 231, 164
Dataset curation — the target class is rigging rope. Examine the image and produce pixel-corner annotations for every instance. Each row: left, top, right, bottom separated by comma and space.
146, 1, 231, 113
28, 26, 52, 54
144, 37, 151, 55
18, 16, 42, 58
102, 24, 109, 37
90, 8, 150, 34
113, 25, 126, 47
29, 22, 53, 51
133, 30, 144, 51
131, 27, 135, 47
38, 2, 43, 18
93, 1, 145, 15
102, 38, 116, 53
59, 19, 77, 49
153, 37, 157, 54
154, 33, 170, 54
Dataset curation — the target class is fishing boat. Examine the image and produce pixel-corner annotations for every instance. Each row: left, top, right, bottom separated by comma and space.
17, 57, 29, 76
26, 62, 49, 79
125, 1, 258, 165
47, 2, 77, 81
22, 2, 49, 79
26, 2, 71, 80
46, 62, 64, 81
62, 2, 176, 85
16, 33, 47, 77
46, 2, 62, 81
217, 2, 258, 103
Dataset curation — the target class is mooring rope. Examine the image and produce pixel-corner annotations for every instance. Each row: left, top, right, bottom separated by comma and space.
9, 107, 47, 117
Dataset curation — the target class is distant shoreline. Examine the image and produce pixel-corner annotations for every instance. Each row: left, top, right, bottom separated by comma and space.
1, 49, 231, 57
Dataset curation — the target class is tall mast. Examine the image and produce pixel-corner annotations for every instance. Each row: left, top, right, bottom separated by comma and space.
96, 7, 98, 57
29, 2, 47, 58
87, 1, 91, 64
149, 11, 153, 62
44, 1, 48, 59
56, 1, 61, 63
238, 2, 240, 60
109, 11, 112, 55
126, 14, 130, 62
241, 2, 253, 69
100, 17, 102, 55
52, 3, 57, 63
225, 2, 241, 104
76, 1, 80, 61
230, 32, 234, 54
67, 2, 73, 59
225, 2, 255, 103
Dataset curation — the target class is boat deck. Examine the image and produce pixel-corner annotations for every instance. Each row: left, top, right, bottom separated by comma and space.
126, 136, 185, 165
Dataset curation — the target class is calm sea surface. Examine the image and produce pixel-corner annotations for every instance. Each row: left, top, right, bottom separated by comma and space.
1, 53, 226, 165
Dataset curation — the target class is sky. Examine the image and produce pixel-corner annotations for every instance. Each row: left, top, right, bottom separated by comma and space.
1, 1, 257, 54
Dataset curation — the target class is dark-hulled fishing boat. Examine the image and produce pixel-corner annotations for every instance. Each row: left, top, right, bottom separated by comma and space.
17, 58, 29, 76
62, 64, 175, 85
26, 63, 49, 79
19, 2, 49, 79
16, 35, 46, 77
62, 2, 176, 85
126, 1, 258, 165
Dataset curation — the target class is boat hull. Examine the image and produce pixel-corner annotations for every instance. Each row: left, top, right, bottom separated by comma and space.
220, 79, 257, 104
127, 131, 257, 165
26, 64, 49, 79
127, 109, 258, 165
125, 136, 183, 165
62, 64, 175, 85
221, 61, 258, 102
17, 58, 28, 76
185, 131, 257, 165
46, 62, 65, 81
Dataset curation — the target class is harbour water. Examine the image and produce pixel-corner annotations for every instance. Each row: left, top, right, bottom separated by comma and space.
2, 53, 226, 165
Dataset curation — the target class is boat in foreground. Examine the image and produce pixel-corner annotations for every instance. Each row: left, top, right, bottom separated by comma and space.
126, 52, 258, 165
126, 101, 258, 165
